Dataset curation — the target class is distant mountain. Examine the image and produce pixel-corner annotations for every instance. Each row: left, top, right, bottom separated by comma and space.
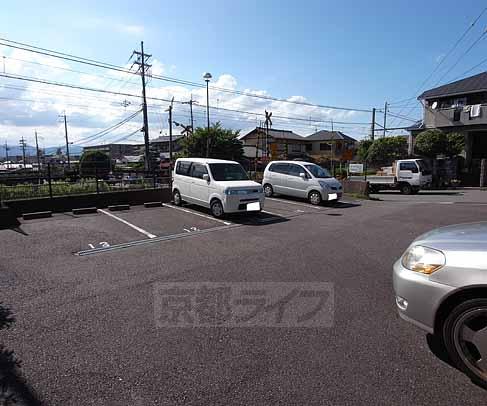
0, 144, 84, 157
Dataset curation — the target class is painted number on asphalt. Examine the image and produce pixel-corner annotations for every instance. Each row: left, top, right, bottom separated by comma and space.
88, 241, 111, 249
183, 227, 200, 233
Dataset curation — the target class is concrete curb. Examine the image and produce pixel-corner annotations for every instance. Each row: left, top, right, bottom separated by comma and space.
108, 204, 130, 211
22, 211, 52, 220
144, 201, 162, 208
72, 207, 98, 215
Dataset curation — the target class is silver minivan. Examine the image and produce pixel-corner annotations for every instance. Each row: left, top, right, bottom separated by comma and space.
262, 161, 342, 205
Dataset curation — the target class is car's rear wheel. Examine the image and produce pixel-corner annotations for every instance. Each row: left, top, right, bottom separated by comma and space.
210, 199, 224, 218
442, 298, 487, 388
173, 189, 182, 206
308, 190, 322, 205
263, 183, 273, 197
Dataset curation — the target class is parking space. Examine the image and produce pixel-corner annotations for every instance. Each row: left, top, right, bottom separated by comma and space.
7, 196, 363, 256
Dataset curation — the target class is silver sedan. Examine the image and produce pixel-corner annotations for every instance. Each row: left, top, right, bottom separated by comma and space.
393, 222, 487, 388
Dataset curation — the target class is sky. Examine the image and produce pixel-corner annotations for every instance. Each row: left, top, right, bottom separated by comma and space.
0, 0, 486, 152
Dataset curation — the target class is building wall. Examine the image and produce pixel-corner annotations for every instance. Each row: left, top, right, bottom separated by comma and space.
307, 140, 356, 161
424, 105, 487, 129
83, 144, 141, 160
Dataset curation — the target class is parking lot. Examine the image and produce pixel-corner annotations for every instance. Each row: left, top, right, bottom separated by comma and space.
6, 196, 357, 257
2, 190, 487, 405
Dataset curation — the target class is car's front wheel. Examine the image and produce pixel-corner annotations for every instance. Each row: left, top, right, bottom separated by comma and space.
308, 190, 322, 205
442, 298, 487, 388
400, 183, 413, 195
173, 189, 182, 206
210, 199, 225, 218
263, 183, 273, 197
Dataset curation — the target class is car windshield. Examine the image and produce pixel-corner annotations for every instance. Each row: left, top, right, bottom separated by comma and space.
304, 164, 332, 178
208, 163, 249, 181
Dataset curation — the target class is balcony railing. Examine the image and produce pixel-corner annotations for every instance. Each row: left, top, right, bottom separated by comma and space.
425, 105, 487, 128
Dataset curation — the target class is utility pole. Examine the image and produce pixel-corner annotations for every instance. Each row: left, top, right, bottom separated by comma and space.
35, 130, 41, 171
383, 102, 388, 137
182, 95, 196, 134
58, 113, 71, 168
4, 141, 9, 168
63, 114, 70, 167
371, 108, 376, 141
167, 97, 174, 168
133, 41, 152, 171
19, 136, 27, 166
330, 119, 335, 176
189, 97, 194, 133
265, 110, 272, 159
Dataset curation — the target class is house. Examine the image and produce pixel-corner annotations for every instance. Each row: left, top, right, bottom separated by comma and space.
239, 127, 308, 160
304, 130, 357, 162
415, 71, 487, 182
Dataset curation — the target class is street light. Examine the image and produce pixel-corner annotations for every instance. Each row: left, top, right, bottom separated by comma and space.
203, 72, 212, 157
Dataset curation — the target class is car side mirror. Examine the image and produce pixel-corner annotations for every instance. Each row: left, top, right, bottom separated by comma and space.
202, 174, 210, 182
299, 172, 307, 179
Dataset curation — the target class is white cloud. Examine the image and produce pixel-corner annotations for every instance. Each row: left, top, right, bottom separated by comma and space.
0, 51, 370, 149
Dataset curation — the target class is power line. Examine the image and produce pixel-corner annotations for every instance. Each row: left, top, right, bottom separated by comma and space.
0, 72, 372, 129
388, 6, 487, 127
109, 127, 143, 144
432, 28, 487, 87
72, 109, 142, 144
0, 37, 373, 113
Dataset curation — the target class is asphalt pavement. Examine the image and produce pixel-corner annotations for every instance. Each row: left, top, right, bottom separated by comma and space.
1, 190, 487, 405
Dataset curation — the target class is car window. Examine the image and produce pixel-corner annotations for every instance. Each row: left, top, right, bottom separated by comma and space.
176, 161, 192, 176
399, 162, 418, 172
191, 163, 208, 179
304, 164, 332, 178
269, 163, 289, 174
288, 164, 303, 177
208, 163, 249, 181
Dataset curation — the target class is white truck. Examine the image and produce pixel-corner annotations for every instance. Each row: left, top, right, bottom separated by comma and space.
350, 159, 432, 194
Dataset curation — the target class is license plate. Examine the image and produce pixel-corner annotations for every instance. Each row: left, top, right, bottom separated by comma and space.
328, 193, 338, 201
247, 202, 261, 211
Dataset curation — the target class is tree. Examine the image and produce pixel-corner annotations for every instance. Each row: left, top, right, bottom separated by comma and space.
446, 132, 465, 157
79, 150, 111, 177
414, 129, 465, 158
414, 129, 448, 158
366, 136, 408, 165
356, 139, 373, 161
181, 122, 244, 160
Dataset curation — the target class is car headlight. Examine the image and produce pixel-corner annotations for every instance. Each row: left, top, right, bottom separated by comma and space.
318, 181, 329, 189
401, 245, 445, 274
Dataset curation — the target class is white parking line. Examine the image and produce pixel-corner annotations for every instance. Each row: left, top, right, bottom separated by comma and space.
262, 209, 284, 217
162, 203, 232, 226
267, 197, 324, 210
99, 209, 157, 239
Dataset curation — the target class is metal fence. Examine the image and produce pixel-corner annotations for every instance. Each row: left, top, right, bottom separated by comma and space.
0, 164, 171, 202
